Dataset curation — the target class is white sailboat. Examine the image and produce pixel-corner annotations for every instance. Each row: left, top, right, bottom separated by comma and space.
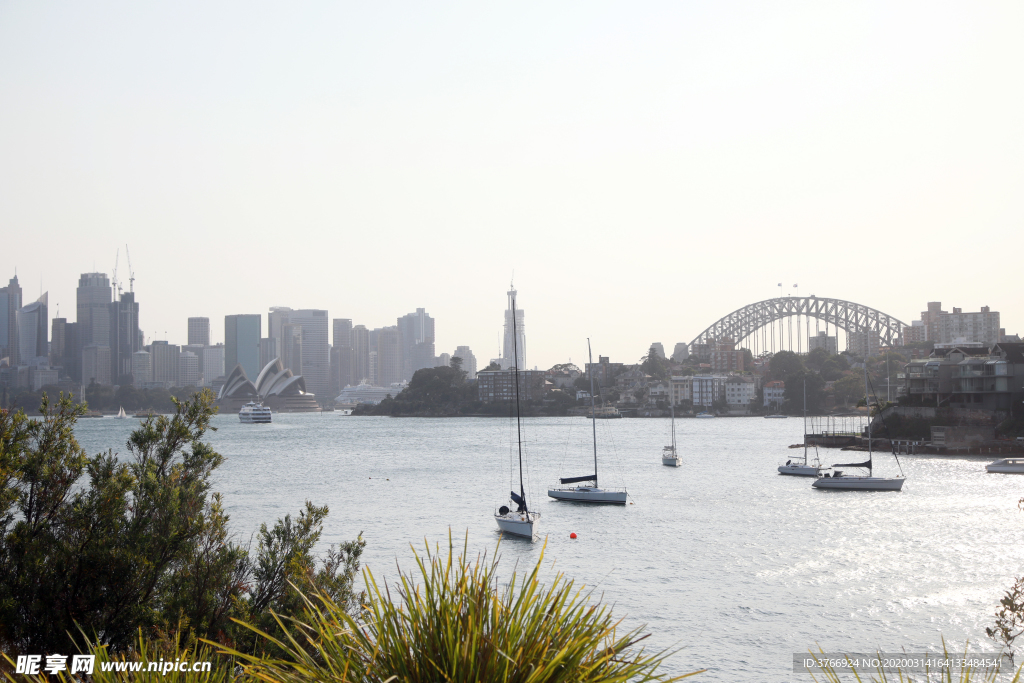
778, 379, 827, 477
114, 406, 129, 419
662, 403, 681, 466
813, 363, 905, 491
494, 289, 540, 540
548, 340, 628, 504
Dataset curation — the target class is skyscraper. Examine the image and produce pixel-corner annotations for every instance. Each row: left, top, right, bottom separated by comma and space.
77, 273, 111, 348
286, 310, 329, 398
81, 344, 111, 386
16, 293, 48, 363
150, 341, 180, 387
333, 319, 352, 348
224, 314, 262, 380
1, 275, 23, 364
110, 291, 140, 384
397, 308, 435, 381
501, 288, 525, 370
259, 337, 278, 372
330, 318, 354, 394
188, 317, 211, 346
376, 326, 402, 385
202, 344, 225, 384
267, 307, 293, 366
351, 325, 370, 384
282, 324, 303, 378
454, 345, 477, 379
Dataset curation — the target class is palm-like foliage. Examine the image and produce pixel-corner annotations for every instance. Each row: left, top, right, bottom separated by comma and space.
222, 533, 702, 682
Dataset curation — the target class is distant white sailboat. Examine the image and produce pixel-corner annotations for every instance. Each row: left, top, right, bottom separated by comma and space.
778, 379, 828, 477
548, 340, 627, 504
114, 406, 129, 419
812, 364, 905, 491
662, 404, 680, 467
494, 289, 540, 539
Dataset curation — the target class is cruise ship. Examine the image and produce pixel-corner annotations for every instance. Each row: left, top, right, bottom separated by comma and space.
239, 401, 272, 424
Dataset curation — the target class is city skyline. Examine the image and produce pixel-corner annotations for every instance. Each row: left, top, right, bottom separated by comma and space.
2, 4, 1023, 369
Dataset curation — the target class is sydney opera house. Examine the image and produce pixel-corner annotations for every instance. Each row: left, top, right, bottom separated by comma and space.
216, 358, 319, 412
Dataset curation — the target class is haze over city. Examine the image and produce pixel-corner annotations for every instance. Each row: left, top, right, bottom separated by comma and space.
2, 2, 1022, 368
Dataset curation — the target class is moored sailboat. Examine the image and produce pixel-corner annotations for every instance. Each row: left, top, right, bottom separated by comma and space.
778, 379, 827, 477
548, 340, 627, 504
662, 403, 680, 467
494, 289, 540, 539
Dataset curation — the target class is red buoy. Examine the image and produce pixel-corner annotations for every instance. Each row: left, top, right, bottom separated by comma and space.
570, 532, 577, 539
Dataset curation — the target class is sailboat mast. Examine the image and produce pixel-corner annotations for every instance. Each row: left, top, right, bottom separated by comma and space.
671, 402, 676, 453
863, 360, 872, 475
511, 291, 527, 510
803, 378, 808, 466
588, 339, 598, 487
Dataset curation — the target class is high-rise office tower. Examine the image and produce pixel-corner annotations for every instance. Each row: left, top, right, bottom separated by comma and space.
501, 288, 525, 370
397, 308, 435, 381
179, 351, 200, 387
50, 318, 67, 368
188, 317, 211, 346
351, 325, 370, 384
333, 318, 352, 348
224, 314, 261, 379
81, 345, 111, 386
259, 337, 278, 372
454, 345, 477, 379
77, 273, 112, 348
150, 341, 180, 387
376, 326, 402, 385
131, 350, 151, 386
282, 324, 303, 378
1, 275, 23, 364
272, 309, 329, 398
268, 307, 293, 365
51, 320, 79, 381
16, 293, 48, 363
110, 291, 140, 384
182, 344, 205, 382
202, 344, 225, 385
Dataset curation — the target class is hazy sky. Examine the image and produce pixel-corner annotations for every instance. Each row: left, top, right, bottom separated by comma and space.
2, 2, 1022, 369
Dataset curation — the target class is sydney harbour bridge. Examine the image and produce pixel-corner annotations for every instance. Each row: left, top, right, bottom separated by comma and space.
688, 297, 908, 357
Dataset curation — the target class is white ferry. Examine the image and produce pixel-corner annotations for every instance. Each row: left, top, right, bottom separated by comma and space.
239, 401, 272, 424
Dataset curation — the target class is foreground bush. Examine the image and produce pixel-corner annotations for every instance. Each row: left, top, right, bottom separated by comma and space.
223, 534, 703, 682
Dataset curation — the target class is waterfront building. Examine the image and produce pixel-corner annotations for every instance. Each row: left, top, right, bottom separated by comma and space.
76, 273, 111, 348
267, 308, 329, 399
454, 345, 477, 379
725, 375, 757, 410
585, 356, 626, 387
436, 353, 451, 368
903, 320, 927, 344
671, 342, 689, 361
669, 376, 692, 405
501, 288, 525, 370
910, 302, 1002, 346
179, 351, 200, 387
150, 341, 180, 388
188, 317, 210, 346
477, 369, 546, 402
16, 293, 48, 363
202, 344, 225, 385
81, 344, 112, 386
26, 361, 58, 392
217, 358, 318, 412
132, 350, 151, 386
691, 375, 727, 408
397, 308, 435, 381
376, 326, 403, 386
0, 275, 22, 364
225, 314, 261, 381
763, 380, 785, 408
109, 291, 141, 384
351, 325, 370, 383
808, 331, 838, 355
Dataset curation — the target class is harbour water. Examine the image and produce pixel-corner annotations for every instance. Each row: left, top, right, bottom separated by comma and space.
73, 413, 1024, 681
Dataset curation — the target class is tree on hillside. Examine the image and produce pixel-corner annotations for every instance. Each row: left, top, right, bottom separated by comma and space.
820, 354, 849, 381
450, 356, 463, 373
481, 361, 500, 372
549, 362, 581, 375
806, 347, 830, 372
640, 345, 670, 380
769, 350, 803, 380
782, 370, 826, 414
833, 373, 865, 407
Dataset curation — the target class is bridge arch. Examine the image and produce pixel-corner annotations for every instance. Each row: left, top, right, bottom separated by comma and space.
688, 297, 908, 355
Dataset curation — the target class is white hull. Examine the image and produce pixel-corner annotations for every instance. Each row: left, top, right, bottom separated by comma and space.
764, 414, 788, 419
239, 402, 272, 423
548, 486, 627, 504
778, 463, 824, 477
987, 459, 1024, 474
662, 456, 681, 467
696, 413, 715, 418
494, 511, 539, 539
812, 476, 905, 491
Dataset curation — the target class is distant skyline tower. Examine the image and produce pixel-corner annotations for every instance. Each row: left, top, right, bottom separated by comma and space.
224, 314, 261, 380
351, 324, 370, 384
333, 318, 352, 348
16, 292, 48, 362
397, 308, 435, 381
1, 275, 23, 364
284, 309, 329, 398
76, 273, 111, 348
376, 326, 402, 385
501, 287, 525, 371
110, 290, 140, 383
454, 345, 477, 379
188, 317, 211, 346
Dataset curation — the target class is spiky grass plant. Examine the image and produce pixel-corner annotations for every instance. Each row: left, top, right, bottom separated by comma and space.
803, 641, 1023, 683
222, 533, 703, 683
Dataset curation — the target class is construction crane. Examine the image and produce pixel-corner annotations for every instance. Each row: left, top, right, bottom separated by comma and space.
125, 245, 135, 293
112, 248, 120, 295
